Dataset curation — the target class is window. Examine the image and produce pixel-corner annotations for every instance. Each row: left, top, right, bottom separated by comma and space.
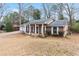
31, 26, 35, 33
53, 27, 57, 30
53, 27, 57, 34
26, 26, 29, 33
36, 27, 39, 33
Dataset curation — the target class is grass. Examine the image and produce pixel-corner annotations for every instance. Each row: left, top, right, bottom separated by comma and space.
0, 31, 79, 56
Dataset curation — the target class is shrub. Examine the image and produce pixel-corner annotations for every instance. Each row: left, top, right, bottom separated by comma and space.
71, 22, 79, 32
3, 16, 13, 32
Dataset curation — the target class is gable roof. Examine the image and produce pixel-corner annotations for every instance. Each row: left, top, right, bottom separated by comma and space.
49, 20, 68, 27
22, 18, 53, 26
22, 18, 68, 27
29, 18, 53, 24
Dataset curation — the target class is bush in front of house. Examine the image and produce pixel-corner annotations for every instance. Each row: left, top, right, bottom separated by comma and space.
71, 22, 79, 33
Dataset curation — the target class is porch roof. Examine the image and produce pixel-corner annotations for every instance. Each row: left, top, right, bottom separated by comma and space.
23, 18, 53, 26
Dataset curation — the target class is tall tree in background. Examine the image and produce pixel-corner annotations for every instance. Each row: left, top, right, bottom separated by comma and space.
3, 15, 13, 32
51, 4, 59, 20
18, 3, 31, 24
28, 5, 34, 20
42, 3, 47, 19
18, 3, 23, 26
3, 11, 25, 31
0, 3, 5, 20
23, 5, 34, 21
23, 9, 30, 21
64, 3, 76, 26
51, 3, 65, 20
57, 3, 64, 20
42, 3, 64, 20
9, 12, 19, 24
33, 9, 41, 20
42, 3, 52, 19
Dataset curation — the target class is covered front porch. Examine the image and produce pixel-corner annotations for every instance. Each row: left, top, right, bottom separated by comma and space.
25, 24, 47, 37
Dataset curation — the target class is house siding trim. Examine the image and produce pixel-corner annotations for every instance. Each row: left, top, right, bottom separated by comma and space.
41, 24, 44, 36
57, 27, 59, 35
29, 24, 31, 35
51, 27, 53, 35
35, 24, 37, 34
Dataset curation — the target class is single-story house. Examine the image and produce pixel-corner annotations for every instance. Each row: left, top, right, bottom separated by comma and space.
20, 18, 68, 37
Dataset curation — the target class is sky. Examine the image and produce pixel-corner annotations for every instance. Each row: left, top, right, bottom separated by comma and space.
5, 3, 42, 12
5, 3, 79, 10
1, 3, 43, 21
3, 3, 79, 20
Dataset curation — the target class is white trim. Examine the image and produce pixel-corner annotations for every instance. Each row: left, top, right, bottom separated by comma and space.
23, 25, 26, 33
45, 25, 46, 34
29, 24, 31, 35
38, 25, 39, 34
20, 26, 23, 32
41, 24, 44, 35
26, 26, 29, 33
35, 24, 36, 34
57, 27, 59, 35
51, 27, 53, 35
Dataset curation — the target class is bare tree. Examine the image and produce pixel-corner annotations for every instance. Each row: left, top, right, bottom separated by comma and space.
63, 3, 76, 26
57, 3, 64, 20
27, 5, 34, 20
0, 3, 5, 20
42, 3, 51, 19
18, 4, 33, 22
18, 3, 23, 26
42, 4, 47, 19
42, 3, 64, 20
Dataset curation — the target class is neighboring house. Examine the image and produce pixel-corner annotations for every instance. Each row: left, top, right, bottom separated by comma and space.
20, 18, 68, 37
0, 22, 5, 30
12, 21, 19, 31
0, 24, 5, 30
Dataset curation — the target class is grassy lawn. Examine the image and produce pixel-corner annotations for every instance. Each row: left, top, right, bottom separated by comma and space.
0, 31, 79, 56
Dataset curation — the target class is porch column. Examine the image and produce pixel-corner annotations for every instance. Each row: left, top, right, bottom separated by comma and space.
26, 26, 27, 33
38, 25, 39, 34
24, 25, 26, 33
57, 27, 59, 35
35, 24, 36, 34
29, 24, 31, 35
41, 24, 44, 36
45, 25, 46, 34
51, 27, 53, 35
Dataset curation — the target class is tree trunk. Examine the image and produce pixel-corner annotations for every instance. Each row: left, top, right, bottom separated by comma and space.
18, 3, 22, 27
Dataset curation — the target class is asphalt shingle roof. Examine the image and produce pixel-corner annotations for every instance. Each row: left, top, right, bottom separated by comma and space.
22, 18, 53, 26
49, 20, 68, 27
22, 18, 68, 27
